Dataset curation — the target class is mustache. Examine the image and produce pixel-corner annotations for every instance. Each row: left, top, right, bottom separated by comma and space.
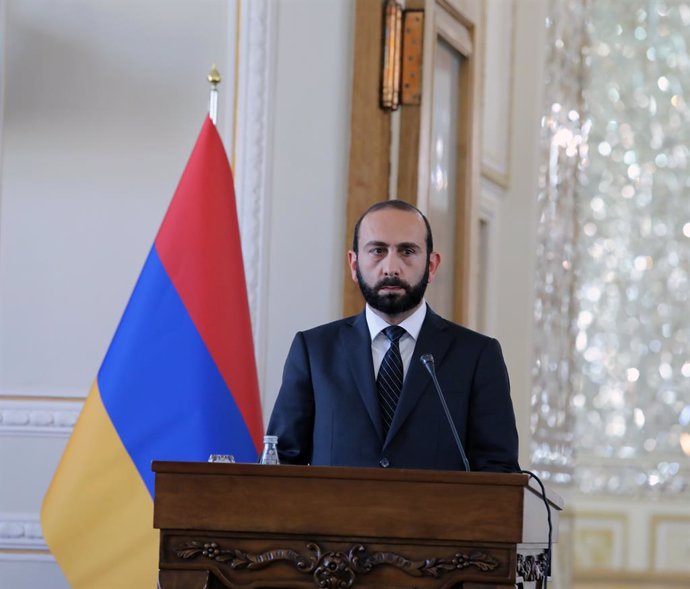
375, 277, 411, 290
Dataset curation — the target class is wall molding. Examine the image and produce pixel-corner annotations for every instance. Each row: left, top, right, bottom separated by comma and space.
0, 399, 81, 437
235, 0, 270, 325
480, 0, 516, 187
0, 513, 46, 552
0, 552, 54, 562
477, 177, 504, 336
234, 0, 277, 402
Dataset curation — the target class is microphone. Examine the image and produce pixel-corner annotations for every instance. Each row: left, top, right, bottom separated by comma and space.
420, 353, 471, 471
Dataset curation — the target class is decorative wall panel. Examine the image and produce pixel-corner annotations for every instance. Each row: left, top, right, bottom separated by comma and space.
481, 0, 515, 186
532, 0, 690, 496
570, 0, 690, 496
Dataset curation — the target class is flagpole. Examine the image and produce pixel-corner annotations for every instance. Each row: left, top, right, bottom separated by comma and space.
208, 64, 221, 125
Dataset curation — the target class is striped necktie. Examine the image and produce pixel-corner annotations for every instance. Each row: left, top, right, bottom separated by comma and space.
377, 325, 406, 435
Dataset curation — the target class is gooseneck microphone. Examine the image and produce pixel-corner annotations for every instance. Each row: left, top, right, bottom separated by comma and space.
420, 354, 471, 472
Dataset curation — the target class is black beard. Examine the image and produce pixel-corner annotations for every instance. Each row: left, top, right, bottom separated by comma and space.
356, 264, 429, 316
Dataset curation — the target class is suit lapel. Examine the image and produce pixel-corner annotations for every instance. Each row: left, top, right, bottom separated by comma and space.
385, 307, 452, 446
341, 312, 384, 442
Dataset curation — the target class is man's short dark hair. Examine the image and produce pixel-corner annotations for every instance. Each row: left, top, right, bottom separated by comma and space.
352, 199, 434, 254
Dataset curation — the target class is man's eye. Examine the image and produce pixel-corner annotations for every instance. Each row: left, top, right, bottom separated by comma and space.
403, 248, 415, 256
370, 248, 384, 255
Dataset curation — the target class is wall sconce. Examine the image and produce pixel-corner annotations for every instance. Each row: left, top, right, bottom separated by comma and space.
381, 0, 403, 110
381, 1, 424, 111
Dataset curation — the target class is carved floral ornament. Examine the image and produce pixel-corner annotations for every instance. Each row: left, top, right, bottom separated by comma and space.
175, 540, 501, 588
516, 553, 548, 582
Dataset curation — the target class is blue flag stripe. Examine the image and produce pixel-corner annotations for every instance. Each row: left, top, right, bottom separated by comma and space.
98, 246, 257, 496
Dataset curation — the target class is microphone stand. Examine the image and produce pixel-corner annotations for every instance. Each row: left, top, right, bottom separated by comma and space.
420, 354, 471, 471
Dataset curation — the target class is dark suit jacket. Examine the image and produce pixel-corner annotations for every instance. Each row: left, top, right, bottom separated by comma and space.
267, 306, 519, 472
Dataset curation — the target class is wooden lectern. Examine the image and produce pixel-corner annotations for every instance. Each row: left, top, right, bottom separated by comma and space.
153, 461, 562, 589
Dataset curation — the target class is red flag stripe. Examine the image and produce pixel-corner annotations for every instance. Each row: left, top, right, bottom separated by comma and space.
154, 117, 263, 450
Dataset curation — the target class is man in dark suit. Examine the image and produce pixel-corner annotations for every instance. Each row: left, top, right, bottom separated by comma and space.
268, 200, 519, 472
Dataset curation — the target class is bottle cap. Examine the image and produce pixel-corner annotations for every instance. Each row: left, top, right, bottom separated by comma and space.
263, 435, 278, 444
208, 454, 235, 463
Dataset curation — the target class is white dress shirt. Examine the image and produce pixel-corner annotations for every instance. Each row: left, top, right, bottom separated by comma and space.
365, 302, 427, 381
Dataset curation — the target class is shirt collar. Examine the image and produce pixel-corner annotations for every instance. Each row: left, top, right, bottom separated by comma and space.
365, 301, 427, 342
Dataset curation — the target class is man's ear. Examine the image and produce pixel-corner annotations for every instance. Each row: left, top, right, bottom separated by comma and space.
427, 251, 441, 283
347, 250, 358, 282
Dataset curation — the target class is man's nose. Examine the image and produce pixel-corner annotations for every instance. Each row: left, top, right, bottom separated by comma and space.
382, 251, 401, 276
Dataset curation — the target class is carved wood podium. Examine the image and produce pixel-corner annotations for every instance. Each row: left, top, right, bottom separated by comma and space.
153, 461, 562, 589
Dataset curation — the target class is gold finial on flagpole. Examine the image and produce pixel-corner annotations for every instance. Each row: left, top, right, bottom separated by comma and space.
208, 64, 221, 86
208, 64, 221, 125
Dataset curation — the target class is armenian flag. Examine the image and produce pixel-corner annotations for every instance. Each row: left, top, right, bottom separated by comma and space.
41, 116, 263, 588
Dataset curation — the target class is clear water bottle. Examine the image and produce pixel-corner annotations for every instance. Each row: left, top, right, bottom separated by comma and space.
259, 435, 280, 465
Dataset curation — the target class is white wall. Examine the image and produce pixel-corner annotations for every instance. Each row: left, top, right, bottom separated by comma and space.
261, 0, 353, 420
486, 0, 548, 468
0, 0, 234, 397
0, 1, 236, 587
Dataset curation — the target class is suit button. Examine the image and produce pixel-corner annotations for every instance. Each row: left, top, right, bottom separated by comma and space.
379, 457, 390, 468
